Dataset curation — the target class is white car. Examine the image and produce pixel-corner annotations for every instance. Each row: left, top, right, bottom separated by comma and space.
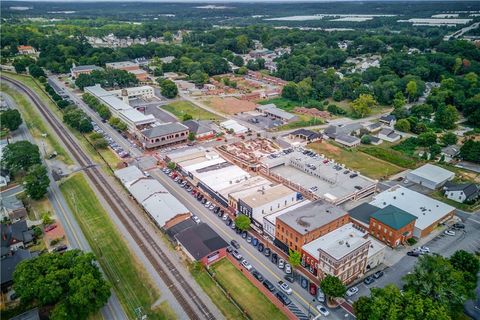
241, 259, 253, 271
317, 289, 325, 303
285, 263, 292, 274
278, 258, 285, 269
232, 250, 242, 260
444, 230, 456, 236
316, 305, 330, 317
419, 246, 430, 253
222, 214, 228, 221
192, 215, 201, 224
278, 281, 292, 295
204, 201, 211, 208
346, 286, 359, 297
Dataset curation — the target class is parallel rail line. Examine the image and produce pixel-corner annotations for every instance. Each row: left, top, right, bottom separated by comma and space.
3, 76, 216, 320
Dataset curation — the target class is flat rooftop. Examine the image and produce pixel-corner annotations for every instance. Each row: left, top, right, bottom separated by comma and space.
302, 223, 370, 261
277, 200, 347, 235
241, 184, 296, 208
407, 164, 454, 184
264, 200, 311, 224
106, 61, 139, 68
370, 185, 455, 231
262, 148, 375, 203
220, 176, 273, 200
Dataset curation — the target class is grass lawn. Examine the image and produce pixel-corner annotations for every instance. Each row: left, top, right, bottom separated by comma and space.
308, 141, 403, 180
258, 97, 298, 112
210, 259, 288, 320
1, 82, 72, 165
191, 265, 246, 320
60, 174, 169, 320
359, 145, 419, 169
162, 100, 220, 121
274, 115, 323, 131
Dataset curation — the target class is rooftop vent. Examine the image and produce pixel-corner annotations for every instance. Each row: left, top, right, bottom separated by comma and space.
346, 242, 350, 247
393, 196, 396, 199
339, 240, 344, 245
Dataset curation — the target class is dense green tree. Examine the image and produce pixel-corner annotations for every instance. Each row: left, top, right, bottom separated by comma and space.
160, 79, 178, 98
190, 70, 209, 86
163, 31, 173, 42
441, 132, 457, 146
435, 105, 458, 130
108, 117, 127, 132
406, 80, 418, 102
1, 141, 41, 175
14, 250, 111, 320
0, 109, 22, 131
182, 113, 193, 121
404, 254, 476, 317
288, 249, 301, 271
410, 104, 433, 119
392, 91, 406, 109
395, 119, 411, 132
282, 82, 299, 101
232, 55, 244, 67
188, 132, 195, 141
351, 94, 376, 118
297, 78, 313, 103
361, 135, 371, 144
28, 64, 46, 78
24, 164, 50, 200
167, 161, 176, 170
449, 250, 480, 277
417, 131, 437, 147
63, 108, 93, 133
320, 275, 346, 302
235, 214, 251, 231
460, 140, 480, 163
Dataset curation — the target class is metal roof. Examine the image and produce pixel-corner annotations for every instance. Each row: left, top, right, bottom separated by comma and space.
370, 205, 417, 230
141, 122, 189, 138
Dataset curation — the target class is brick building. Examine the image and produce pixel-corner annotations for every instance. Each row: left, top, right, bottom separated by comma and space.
369, 205, 417, 247
274, 201, 349, 253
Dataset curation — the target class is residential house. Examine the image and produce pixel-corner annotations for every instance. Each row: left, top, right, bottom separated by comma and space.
335, 134, 361, 148
444, 183, 480, 203
378, 128, 401, 142
364, 122, 383, 133
379, 115, 396, 127
1, 221, 34, 257
369, 205, 417, 247
70, 64, 103, 78
369, 136, 382, 145
0, 195, 27, 222
1, 249, 33, 292
288, 129, 322, 143
182, 120, 215, 140
17, 45, 36, 55
441, 145, 460, 163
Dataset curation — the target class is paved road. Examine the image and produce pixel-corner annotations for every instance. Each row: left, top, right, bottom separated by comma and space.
1, 89, 127, 320
444, 21, 480, 41
147, 166, 352, 320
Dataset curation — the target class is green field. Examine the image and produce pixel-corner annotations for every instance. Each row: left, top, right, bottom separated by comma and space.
60, 174, 173, 320
162, 100, 220, 121
258, 97, 298, 112
191, 264, 246, 320
359, 145, 419, 169
210, 259, 288, 320
308, 141, 403, 180
1, 82, 73, 165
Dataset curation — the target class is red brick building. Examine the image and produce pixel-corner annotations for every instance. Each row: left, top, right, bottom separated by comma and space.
369, 205, 416, 247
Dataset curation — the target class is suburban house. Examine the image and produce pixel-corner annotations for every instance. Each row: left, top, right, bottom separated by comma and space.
323, 123, 362, 140
444, 183, 480, 203
378, 128, 401, 142
379, 115, 396, 127
288, 129, 322, 143
441, 145, 460, 163
182, 120, 215, 140
70, 64, 103, 78
406, 164, 454, 190
174, 223, 228, 266
140, 122, 190, 149
1, 249, 33, 292
369, 136, 382, 145
335, 134, 361, 148
0, 195, 27, 222
1, 221, 35, 257
17, 45, 36, 55
364, 122, 383, 133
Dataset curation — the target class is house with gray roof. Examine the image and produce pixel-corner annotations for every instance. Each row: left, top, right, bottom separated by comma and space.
183, 120, 214, 139
256, 104, 298, 123
444, 183, 479, 203
441, 145, 460, 163
378, 128, 401, 142
0, 195, 27, 222
335, 134, 361, 148
140, 122, 189, 149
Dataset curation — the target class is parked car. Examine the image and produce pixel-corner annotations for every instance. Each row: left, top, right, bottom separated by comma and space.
53, 245, 68, 253
230, 223, 236, 230
246, 236, 252, 243
241, 259, 253, 271
452, 223, 465, 229
407, 251, 420, 257
242, 231, 247, 239
271, 253, 278, 264
252, 238, 259, 246
373, 270, 384, 279
275, 291, 292, 306
284, 274, 294, 283
44, 224, 57, 232
192, 215, 201, 224
208, 204, 215, 210
285, 264, 292, 274
278, 259, 285, 269
346, 286, 359, 297
263, 279, 275, 292
232, 250, 242, 260
230, 240, 240, 249
317, 289, 325, 303
226, 218, 232, 226
213, 207, 220, 214
278, 280, 292, 295
252, 271, 264, 282
264, 248, 271, 257
226, 246, 233, 253
257, 243, 264, 252
222, 214, 228, 221
204, 201, 211, 207
363, 276, 375, 285
349, 173, 358, 178
444, 230, 456, 236
201, 198, 207, 204
316, 305, 330, 317
418, 246, 430, 253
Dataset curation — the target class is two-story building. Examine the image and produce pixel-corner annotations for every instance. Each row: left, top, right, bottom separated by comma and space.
369, 205, 417, 247
140, 122, 189, 149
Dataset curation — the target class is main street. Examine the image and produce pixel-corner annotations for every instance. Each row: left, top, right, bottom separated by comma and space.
1, 90, 127, 320
147, 165, 353, 320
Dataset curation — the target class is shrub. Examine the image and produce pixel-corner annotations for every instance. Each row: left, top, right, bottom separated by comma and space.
407, 238, 417, 246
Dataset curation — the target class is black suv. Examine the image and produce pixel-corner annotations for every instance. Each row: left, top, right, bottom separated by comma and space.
275, 291, 292, 306
252, 271, 264, 282
453, 223, 465, 229
230, 240, 240, 249
263, 279, 275, 292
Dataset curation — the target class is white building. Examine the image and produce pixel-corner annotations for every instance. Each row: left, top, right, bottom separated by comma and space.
110, 85, 155, 103
85, 84, 156, 133
444, 183, 480, 203
406, 164, 455, 190
263, 200, 310, 239
220, 120, 248, 134
378, 128, 401, 142
370, 185, 455, 238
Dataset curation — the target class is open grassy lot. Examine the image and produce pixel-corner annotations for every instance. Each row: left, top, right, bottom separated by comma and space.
162, 100, 220, 121
191, 264, 246, 320
210, 259, 288, 320
274, 114, 322, 131
308, 141, 403, 180
1, 82, 72, 165
359, 145, 419, 169
258, 97, 298, 112
60, 173, 170, 320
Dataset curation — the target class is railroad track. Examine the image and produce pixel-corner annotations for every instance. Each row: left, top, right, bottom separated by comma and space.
3, 76, 216, 320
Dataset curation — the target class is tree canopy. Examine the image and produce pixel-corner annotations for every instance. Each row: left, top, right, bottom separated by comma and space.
14, 250, 111, 320
24, 164, 50, 200
319, 275, 346, 301
0, 109, 23, 132
235, 214, 251, 231
1, 140, 41, 175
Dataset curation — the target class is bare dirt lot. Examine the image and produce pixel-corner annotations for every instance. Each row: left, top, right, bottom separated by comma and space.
203, 97, 257, 115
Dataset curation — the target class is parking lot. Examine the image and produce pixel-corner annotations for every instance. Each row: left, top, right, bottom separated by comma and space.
91, 121, 131, 158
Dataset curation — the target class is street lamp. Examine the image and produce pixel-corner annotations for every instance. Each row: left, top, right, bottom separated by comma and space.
308, 298, 316, 319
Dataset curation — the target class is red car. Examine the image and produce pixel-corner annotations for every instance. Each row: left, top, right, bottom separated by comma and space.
322, 159, 329, 164
44, 224, 57, 232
